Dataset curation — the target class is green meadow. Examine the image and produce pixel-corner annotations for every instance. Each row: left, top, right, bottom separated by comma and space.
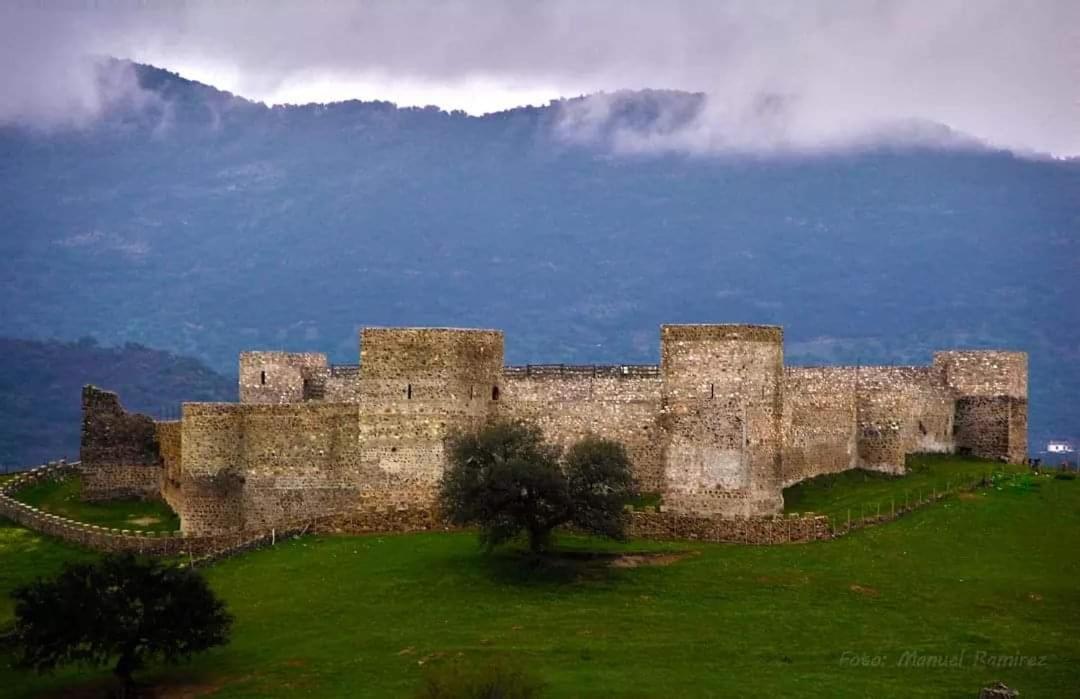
1, 458, 1077, 697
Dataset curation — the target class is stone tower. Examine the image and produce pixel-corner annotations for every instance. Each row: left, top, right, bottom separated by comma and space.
356, 328, 505, 506
934, 351, 1028, 463
660, 324, 785, 516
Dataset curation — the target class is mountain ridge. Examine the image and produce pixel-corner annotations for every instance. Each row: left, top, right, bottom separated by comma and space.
1, 59, 1076, 452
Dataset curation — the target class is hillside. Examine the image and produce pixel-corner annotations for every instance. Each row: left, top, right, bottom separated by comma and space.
0, 338, 234, 468
0, 59, 1077, 450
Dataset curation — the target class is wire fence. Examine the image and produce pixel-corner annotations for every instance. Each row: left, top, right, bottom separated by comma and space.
821, 462, 1062, 536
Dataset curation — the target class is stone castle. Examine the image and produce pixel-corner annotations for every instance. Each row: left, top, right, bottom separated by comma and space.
79, 324, 1028, 536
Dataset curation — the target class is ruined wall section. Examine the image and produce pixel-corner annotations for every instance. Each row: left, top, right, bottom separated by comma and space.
781, 368, 858, 486
935, 351, 1028, 462
499, 366, 665, 492
156, 420, 182, 512
660, 325, 784, 516
357, 328, 504, 508
79, 385, 164, 501
855, 366, 954, 472
238, 351, 328, 404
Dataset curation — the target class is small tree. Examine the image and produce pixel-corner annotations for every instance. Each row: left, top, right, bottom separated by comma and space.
12, 553, 232, 697
440, 420, 638, 553
441, 420, 569, 553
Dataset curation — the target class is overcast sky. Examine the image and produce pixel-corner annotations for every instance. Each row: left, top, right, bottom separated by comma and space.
2, 0, 1078, 155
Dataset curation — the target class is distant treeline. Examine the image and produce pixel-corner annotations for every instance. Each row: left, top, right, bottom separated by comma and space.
0, 338, 234, 469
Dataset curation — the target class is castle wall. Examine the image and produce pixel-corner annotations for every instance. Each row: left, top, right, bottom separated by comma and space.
323, 365, 363, 402
499, 366, 666, 492
357, 328, 505, 507
239, 351, 328, 404
935, 351, 1027, 462
660, 325, 785, 516
781, 368, 858, 486
178, 404, 245, 534
934, 351, 1028, 398
954, 396, 1028, 463
76, 325, 1031, 534
232, 403, 366, 531
855, 366, 955, 472
156, 420, 183, 511
79, 385, 163, 501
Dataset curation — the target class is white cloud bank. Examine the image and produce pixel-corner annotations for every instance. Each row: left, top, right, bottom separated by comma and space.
1, 0, 1077, 155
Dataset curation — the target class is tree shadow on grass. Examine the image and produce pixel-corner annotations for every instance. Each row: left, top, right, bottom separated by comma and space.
474, 548, 692, 588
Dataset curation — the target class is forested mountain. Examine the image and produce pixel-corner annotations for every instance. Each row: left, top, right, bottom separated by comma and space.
1, 60, 1077, 452
0, 338, 233, 468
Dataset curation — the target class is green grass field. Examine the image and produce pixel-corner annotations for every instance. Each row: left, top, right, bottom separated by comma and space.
9, 475, 180, 533
783, 454, 1027, 526
1, 461, 1078, 697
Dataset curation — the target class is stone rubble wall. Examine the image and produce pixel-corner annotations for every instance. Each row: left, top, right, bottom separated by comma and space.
659, 324, 785, 517
934, 351, 1027, 398
781, 367, 858, 486
356, 327, 505, 509
954, 396, 1028, 463
854, 366, 955, 473
0, 463, 244, 556
625, 510, 831, 544
499, 366, 666, 492
75, 325, 1029, 535
79, 386, 163, 501
238, 351, 328, 404
157, 420, 183, 511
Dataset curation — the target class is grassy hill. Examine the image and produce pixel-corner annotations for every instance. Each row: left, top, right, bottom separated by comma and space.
0, 338, 234, 469
1, 463, 1078, 697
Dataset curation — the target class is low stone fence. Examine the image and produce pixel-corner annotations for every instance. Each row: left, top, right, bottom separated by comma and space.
310, 504, 831, 545
626, 509, 832, 544
4, 460, 998, 557
0, 462, 246, 557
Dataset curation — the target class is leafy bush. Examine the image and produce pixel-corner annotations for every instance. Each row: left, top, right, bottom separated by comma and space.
416, 658, 544, 699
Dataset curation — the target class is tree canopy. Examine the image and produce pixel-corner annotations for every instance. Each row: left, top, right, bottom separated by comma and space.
440, 421, 638, 553
11, 553, 232, 696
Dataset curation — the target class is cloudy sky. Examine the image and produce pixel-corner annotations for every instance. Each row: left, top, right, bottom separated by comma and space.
2, 0, 1078, 155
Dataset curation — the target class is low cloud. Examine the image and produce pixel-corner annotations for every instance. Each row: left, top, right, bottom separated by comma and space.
1, 0, 1077, 155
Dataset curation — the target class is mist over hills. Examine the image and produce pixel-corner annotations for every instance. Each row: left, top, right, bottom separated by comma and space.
1, 60, 1077, 453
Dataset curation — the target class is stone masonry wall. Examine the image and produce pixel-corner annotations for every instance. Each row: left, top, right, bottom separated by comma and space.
79, 385, 163, 501
935, 351, 1028, 463
178, 402, 368, 534
500, 365, 666, 492
357, 328, 504, 508
660, 325, 785, 516
855, 366, 954, 473
781, 368, 858, 486
157, 420, 182, 511
177, 403, 244, 534
78, 325, 1028, 535
239, 351, 328, 404
934, 351, 1028, 398
954, 396, 1028, 463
